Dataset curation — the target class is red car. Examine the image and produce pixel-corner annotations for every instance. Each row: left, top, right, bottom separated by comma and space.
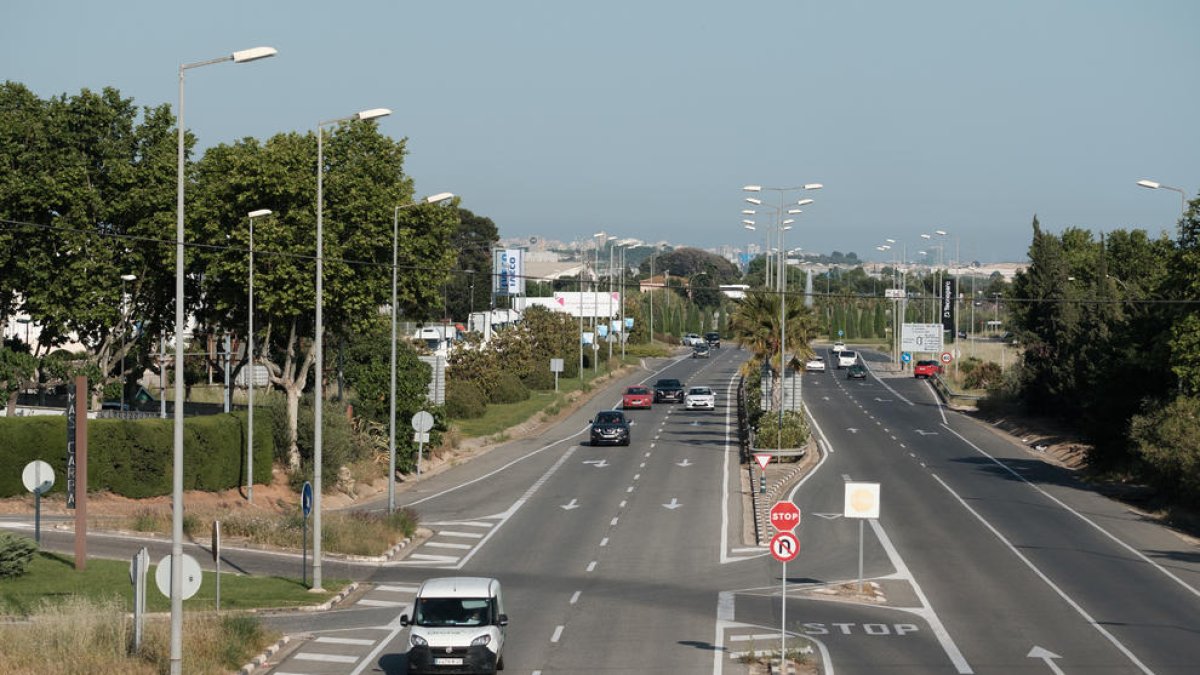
913, 360, 942, 378
622, 386, 653, 409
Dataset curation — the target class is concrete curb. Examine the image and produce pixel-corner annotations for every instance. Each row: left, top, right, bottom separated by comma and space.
238, 635, 290, 675
339, 536, 413, 563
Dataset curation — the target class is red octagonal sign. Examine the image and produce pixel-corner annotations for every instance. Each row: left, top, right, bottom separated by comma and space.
770, 500, 801, 532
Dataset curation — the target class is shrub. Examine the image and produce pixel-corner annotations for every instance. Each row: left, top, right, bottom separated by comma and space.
490, 371, 530, 404
521, 367, 557, 392
0, 531, 37, 578
446, 380, 487, 419
964, 361, 1002, 390
754, 410, 809, 451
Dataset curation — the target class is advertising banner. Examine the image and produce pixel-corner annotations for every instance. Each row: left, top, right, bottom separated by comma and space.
941, 277, 957, 333
493, 248, 525, 297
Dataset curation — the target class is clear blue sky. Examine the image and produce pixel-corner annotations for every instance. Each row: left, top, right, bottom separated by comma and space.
3, 1, 1197, 263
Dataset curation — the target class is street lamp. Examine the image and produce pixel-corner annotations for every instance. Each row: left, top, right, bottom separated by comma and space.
172, 44, 276, 675
314, 106, 391, 592
246, 209, 271, 503
390, 192, 454, 514
119, 274, 137, 411
1137, 178, 1189, 216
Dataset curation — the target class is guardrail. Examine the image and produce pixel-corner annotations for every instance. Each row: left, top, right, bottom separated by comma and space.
930, 373, 984, 409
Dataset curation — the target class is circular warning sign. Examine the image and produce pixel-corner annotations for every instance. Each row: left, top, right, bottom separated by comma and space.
940, 351, 953, 364
770, 531, 800, 563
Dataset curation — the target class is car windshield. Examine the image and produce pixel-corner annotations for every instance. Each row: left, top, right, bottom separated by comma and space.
626, 387, 649, 395
917, 360, 937, 367
688, 387, 712, 396
414, 597, 492, 627
841, 351, 856, 358
656, 380, 681, 388
595, 412, 624, 424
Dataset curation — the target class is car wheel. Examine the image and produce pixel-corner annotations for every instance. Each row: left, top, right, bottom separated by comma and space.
622, 439, 630, 447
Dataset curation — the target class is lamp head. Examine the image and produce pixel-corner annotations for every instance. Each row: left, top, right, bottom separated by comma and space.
423, 192, 455, 204
743, 185, 762, 192
232, 47, 277, 63
248, 209, 272, 218
356, 108, 392, 121
1136, 179, 1161, 190
744, 197, 762, 206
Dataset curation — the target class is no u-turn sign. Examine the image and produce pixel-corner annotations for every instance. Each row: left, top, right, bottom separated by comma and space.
770, 531, 800, 563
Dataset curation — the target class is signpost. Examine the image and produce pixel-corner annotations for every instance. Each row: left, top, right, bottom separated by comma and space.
211, 521, 222, 612
844, 481, 881, 592
21, 460, 54, 544
770, 528, 801, 668
550, 358, 564, 392
129, 546, 149, 651
301, 481, 313, 587
412, 411, 435, 480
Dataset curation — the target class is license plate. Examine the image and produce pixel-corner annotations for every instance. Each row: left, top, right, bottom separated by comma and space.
434, 657, 464, 666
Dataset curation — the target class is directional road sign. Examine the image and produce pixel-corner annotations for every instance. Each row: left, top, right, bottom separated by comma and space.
770, 531, 800, 563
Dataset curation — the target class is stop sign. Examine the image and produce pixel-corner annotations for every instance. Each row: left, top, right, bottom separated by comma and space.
769, 500, 801, 532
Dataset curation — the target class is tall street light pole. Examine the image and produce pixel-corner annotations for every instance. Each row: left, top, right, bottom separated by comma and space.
119, 274, 137, 411
246, 209, 271, 503
1137, 179, 1190, 217
390, 192, 454, 514
314, 107, 391, 592
173, 44, 276, 675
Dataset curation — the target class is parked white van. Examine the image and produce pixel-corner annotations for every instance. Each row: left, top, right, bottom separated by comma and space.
401, 577, 507, 674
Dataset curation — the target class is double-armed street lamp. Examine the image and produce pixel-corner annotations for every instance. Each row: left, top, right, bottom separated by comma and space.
246, 209, 272, 503
172, 44, 277, 675
313, 107, 392, 592
389, 192, 455, 514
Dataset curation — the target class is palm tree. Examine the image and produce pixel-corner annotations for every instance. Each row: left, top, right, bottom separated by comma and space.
729, 290, 819, 411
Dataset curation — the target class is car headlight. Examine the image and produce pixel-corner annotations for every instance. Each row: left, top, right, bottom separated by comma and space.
410, 634, 428, 647
471, 634, 492, 647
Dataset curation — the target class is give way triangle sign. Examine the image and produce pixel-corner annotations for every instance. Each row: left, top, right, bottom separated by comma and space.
754, 453, 772, 471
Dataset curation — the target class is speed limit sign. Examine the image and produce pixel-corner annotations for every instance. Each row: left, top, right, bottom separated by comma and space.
940, 352, 953, 364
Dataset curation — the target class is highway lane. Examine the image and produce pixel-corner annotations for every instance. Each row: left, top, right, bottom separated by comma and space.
786, 346, 1200, 674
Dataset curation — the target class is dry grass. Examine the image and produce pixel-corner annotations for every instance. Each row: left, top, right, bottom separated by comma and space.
0, 596, 275, 675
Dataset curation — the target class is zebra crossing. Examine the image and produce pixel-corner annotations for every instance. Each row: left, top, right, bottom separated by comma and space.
394, 515, 503, 568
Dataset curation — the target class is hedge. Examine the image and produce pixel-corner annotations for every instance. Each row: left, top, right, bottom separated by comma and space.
0, 411, 273, 499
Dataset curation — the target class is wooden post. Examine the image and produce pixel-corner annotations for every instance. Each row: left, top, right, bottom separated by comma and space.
74, 375, 87, 570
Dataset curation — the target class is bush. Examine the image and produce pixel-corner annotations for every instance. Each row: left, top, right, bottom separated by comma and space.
521, 367, 557, 392
489, 371, 530, 404
964, 361, 1002, 390
446, 380, 487, 419
0, 531, 37, 579
754, 410, 809, 451
1130, 395, 1200, 506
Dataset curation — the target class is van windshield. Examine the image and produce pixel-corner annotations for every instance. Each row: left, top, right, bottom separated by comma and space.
414, 597, 492, 627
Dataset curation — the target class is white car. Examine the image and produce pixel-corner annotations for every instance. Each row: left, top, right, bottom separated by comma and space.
684, 386, 716, 411
831, 342, 847, 354
682, 333, 702, 347
805, 356, 826, 372
837, 350, 858, 369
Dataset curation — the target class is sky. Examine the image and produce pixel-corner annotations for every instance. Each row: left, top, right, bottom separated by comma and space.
3, 1, 1197, 263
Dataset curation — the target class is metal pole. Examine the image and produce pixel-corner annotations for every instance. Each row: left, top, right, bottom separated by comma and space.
858, 519, 865, 593
313, 122, 325, 592
160, 334, 166, 419
781, 559, 787, 667
170, 62, 187, 675
579, 247, 584, 382
389, 206, 399, 514
620, 246, 626, 359
248, 216, 255, 502
649, 252, 655, 344
223, 333, 231, 413
607, 242, 614, 367
121, 277, 127, 411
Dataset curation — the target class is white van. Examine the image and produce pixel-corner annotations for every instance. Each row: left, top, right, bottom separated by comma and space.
837, 350, 858, 369
401, 577, 507, 674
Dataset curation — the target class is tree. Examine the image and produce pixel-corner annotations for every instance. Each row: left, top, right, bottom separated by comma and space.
443, 208, 499, 321
340, 315, 431, 427
729, 291, 819, 412
642, 247, 739, 287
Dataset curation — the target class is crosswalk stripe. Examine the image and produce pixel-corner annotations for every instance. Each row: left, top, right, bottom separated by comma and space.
439, 530, 485, 539
357, 599, 406, 607
375, 584, 419, 593
314, 637, 376, 646
729, 634, 777, 642
426, 542, 472, 550
294, 653, 359, 663
407, 553, 460, 562
424, 520, 494, 528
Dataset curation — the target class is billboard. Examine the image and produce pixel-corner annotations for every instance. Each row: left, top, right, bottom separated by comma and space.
941, 277, 957, 333
516, 292, 620, 318
492, 248, 525, 297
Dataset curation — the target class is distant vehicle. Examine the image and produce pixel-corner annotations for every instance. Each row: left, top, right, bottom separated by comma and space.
682, 333, 702, 347
653, 378, 685, 404
589, 410, 631, 446
692, 344, 710, 359
831, 342, 847, 354
704, 331, 721, 348
805, 356, 826, 372
957, 330, 968, 339
847, 363, 868, 379
622, 386, 652, 409
684, 386, 716, 411
837, 350, 858, 369
914, 360, 942, 378
400, 576, 507, 675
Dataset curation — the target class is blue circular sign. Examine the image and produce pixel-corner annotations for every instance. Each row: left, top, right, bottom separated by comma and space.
838, 329, 844, 337
301, 481, 313, 518
901, 352, 912, 363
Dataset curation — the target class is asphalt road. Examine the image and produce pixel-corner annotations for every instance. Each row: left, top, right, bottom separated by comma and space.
10, 344, 1200, 674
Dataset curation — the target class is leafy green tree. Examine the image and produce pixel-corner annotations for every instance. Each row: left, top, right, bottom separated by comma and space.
443, 209, 499, 320
1130, 395, 1200, 505
341, 315, 431, 427
0, 342, 36, 415
1169, 198, 1200, 395
729, 291, 819, 411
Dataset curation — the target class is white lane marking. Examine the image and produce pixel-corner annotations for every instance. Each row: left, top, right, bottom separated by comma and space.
611, 517, 619, 526
941, 422, 1200, 599
405, 553, 459, 563
295, 653, 358, 663
931, 473, 1152, 673
634, 473, 641, 480
867, 516, 973, 674
600, 537, 609, 547
356, 599, 406, 607
586, 561, 597, 572
348, 594, 413, 675
374, 584, 419, 593
640, 462, 647, 468
721, 371, 769, 564
926, 379, 949, 424
436, 531, 484, 539
872, 371, 916, 406
424, 520, 494, 528
619, 500, 627, 508
315, 636, 376, 646
729, 633, 779, 642
551, 625, 564, 643
626, 486, 635, 493
570, 591, 582, 604
645, 452, 652, 457
425, 542, 472, 550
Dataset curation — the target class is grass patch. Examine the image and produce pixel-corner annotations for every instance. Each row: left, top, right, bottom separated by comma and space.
454, 391, 563, 438
0, 551, 345, 616
0, 594, 280, 674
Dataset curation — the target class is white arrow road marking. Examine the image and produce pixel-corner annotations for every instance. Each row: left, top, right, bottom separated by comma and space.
677, 459, 693, 467
847, 428, 858, 434
663, 498, 682, 510
914, 429, 939, 436
1027, 646, 1065, 675
560, 499, 580, 510
582, 459, 609, 468
822, 396, 830, 401
874, 397, 892, 402
813, 513, 842, 520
